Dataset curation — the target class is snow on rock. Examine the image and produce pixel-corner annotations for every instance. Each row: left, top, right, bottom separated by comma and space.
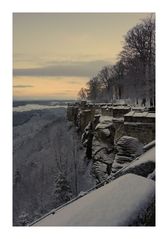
33, 174, 155, 226
115, 146, 155, 179
116, 136, 143, 156
91, 118, 116, 183
143, 140, 155, 152
99, 116, 113, 124
93, 120, 115, 154
124, 111, 155, 118
93, 148, 115, 165
100, 128, 111, 137
81, 115, 116, 183
132, 106, 145, 112
112, 136, 143, 174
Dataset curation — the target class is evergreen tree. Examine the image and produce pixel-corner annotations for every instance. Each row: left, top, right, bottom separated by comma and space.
54, 173, 73, 205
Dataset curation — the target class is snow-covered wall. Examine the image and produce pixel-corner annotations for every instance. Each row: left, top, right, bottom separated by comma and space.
33, 174, 155, 226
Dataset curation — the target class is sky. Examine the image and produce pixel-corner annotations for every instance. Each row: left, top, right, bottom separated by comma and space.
13, 13, 151, 100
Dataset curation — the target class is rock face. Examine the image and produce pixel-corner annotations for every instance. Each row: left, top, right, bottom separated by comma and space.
91, 117, 116, 183
112, 136, 143, 174
67, 102, 155, 184
77, 109, 95, 132
81, 117, 149, 184
81, 121, 94, 159
67, 105, 79, 123
92, 116, 115, 155
81, 115, 116, 183
67, 102, 155, 145
113, 146, 155, 180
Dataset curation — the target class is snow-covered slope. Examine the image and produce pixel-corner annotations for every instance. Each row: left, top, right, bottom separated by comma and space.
33, 174, 155, 226
13, 108, 96, 225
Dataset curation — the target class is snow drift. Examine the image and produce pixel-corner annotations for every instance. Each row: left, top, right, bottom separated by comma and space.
33, 174, 155, 226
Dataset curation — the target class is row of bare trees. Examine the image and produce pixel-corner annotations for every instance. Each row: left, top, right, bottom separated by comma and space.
78, 15, 155, 106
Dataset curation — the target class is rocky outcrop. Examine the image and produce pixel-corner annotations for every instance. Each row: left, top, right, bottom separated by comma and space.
112, 136, 143, 174
67, 102, 155, 145
67, 102, 155, 184
77, 109, 95, 132
29, 103, 156, 226
82, 116, 116, 183
67, 105, 79, 123
92, 116, 115, 154
112, 146, 155, 180
81, 121, 94, 159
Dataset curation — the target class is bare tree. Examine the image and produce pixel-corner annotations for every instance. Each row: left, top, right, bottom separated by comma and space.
122, 15, 155, 105
97, 66, 113, 102
83, 15, 155, 106
78, 88, 88, 100
86, 76, 102, 102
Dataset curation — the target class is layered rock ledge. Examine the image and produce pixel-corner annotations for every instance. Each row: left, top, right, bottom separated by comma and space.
67, 101, 155, 183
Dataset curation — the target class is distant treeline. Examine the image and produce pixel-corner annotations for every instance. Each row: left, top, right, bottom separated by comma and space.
78, 15, 155, 106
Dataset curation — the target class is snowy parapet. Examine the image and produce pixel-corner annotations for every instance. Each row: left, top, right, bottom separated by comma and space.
33, 174, 155, 226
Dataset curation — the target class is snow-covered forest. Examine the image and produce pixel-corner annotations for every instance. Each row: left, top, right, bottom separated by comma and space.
13, 107, 96, 225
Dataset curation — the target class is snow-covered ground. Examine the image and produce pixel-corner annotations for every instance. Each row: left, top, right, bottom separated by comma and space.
33, 174, 155, 226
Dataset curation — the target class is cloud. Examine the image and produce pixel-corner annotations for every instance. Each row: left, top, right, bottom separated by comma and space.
13, 85, 34, 88
13, 60, 112, 77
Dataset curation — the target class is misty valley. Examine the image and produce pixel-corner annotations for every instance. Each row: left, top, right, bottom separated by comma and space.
13, 104, 96, 225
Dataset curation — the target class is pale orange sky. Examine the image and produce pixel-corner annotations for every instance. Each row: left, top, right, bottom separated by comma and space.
13, 13, 152, 100
13, 76, 88, 100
